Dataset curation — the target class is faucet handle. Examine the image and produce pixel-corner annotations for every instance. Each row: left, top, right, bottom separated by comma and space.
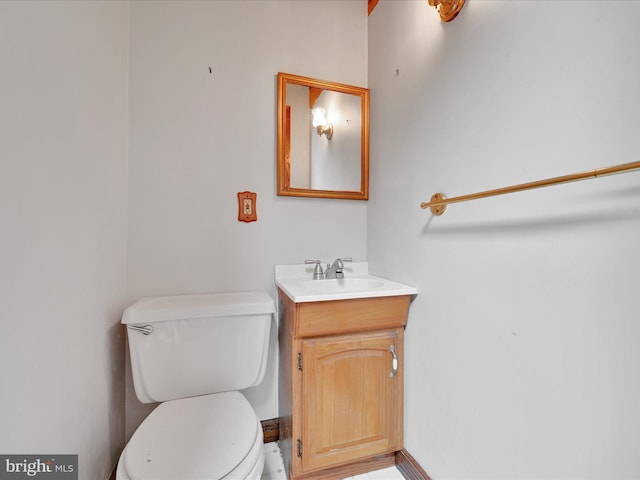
304, 260, 325, 280
334, 257, 352, 268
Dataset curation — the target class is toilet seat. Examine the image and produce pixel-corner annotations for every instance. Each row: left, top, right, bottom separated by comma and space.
116, 391, 264, 480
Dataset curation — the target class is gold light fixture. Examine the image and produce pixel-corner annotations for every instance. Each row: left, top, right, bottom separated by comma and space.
428, 0, 465, 22
311, 107, 333, 140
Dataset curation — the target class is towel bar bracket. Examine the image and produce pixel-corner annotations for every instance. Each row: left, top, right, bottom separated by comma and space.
428, 193, 447, 216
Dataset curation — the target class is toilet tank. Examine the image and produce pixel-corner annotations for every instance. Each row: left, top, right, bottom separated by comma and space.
122, 291, 275, 404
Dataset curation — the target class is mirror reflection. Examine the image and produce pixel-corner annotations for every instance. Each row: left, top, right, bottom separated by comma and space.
277, 72, 369, 200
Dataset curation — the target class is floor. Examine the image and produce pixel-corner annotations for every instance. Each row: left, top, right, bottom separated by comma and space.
261, 442, 405, 480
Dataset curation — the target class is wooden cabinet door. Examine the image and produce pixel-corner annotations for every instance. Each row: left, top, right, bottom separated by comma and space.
300, 329, 403, 472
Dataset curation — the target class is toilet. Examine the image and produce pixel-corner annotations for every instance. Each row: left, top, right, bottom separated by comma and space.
116, 291, 275, 480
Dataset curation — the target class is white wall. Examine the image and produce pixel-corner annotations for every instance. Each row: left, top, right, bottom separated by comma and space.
126, 0, 368, 438
0, 2, 129, 479
368, 1, 640, 478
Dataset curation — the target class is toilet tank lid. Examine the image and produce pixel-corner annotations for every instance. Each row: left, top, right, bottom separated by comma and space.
121, 291, 275, 325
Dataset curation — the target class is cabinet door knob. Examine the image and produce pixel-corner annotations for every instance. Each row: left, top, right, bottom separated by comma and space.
390, 345, 398, 377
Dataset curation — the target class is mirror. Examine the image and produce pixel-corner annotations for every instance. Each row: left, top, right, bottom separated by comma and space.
277, 72, 369, 200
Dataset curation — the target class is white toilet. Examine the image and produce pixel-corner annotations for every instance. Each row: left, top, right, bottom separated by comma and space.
116, 291, 275, 480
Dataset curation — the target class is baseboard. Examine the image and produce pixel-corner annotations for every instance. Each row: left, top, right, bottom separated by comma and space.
261, 417, 280, 444
395, 449, 431, 480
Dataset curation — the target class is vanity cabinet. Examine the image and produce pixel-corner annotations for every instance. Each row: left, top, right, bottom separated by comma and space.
278, 291, 411, 480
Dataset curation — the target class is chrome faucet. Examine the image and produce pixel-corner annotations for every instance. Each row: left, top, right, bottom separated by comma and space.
324, 257, 352, 279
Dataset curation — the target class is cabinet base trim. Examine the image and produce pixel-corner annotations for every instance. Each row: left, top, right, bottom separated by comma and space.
395, 449, 432, 480
292, 453, 396, 480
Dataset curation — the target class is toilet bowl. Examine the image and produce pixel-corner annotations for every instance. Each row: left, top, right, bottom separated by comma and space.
117, 292, 274, 480
116, 392, 264, 480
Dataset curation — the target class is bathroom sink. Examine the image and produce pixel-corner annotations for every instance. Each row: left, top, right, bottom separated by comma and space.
275, 262, 417, 303
297, 278, 385, 294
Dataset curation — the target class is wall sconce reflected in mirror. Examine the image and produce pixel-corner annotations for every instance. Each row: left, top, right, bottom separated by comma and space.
311, 107, 333, 140
428, 0, 465, 22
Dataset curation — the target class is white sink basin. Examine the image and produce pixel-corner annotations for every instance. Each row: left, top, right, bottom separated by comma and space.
275, 263, 417, 303
297, 278, 385, 294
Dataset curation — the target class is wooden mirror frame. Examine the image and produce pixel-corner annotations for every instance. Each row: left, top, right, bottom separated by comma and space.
277, 72, 369, 200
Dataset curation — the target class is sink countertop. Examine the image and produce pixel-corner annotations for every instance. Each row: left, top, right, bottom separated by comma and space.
275, 262, 418, 303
